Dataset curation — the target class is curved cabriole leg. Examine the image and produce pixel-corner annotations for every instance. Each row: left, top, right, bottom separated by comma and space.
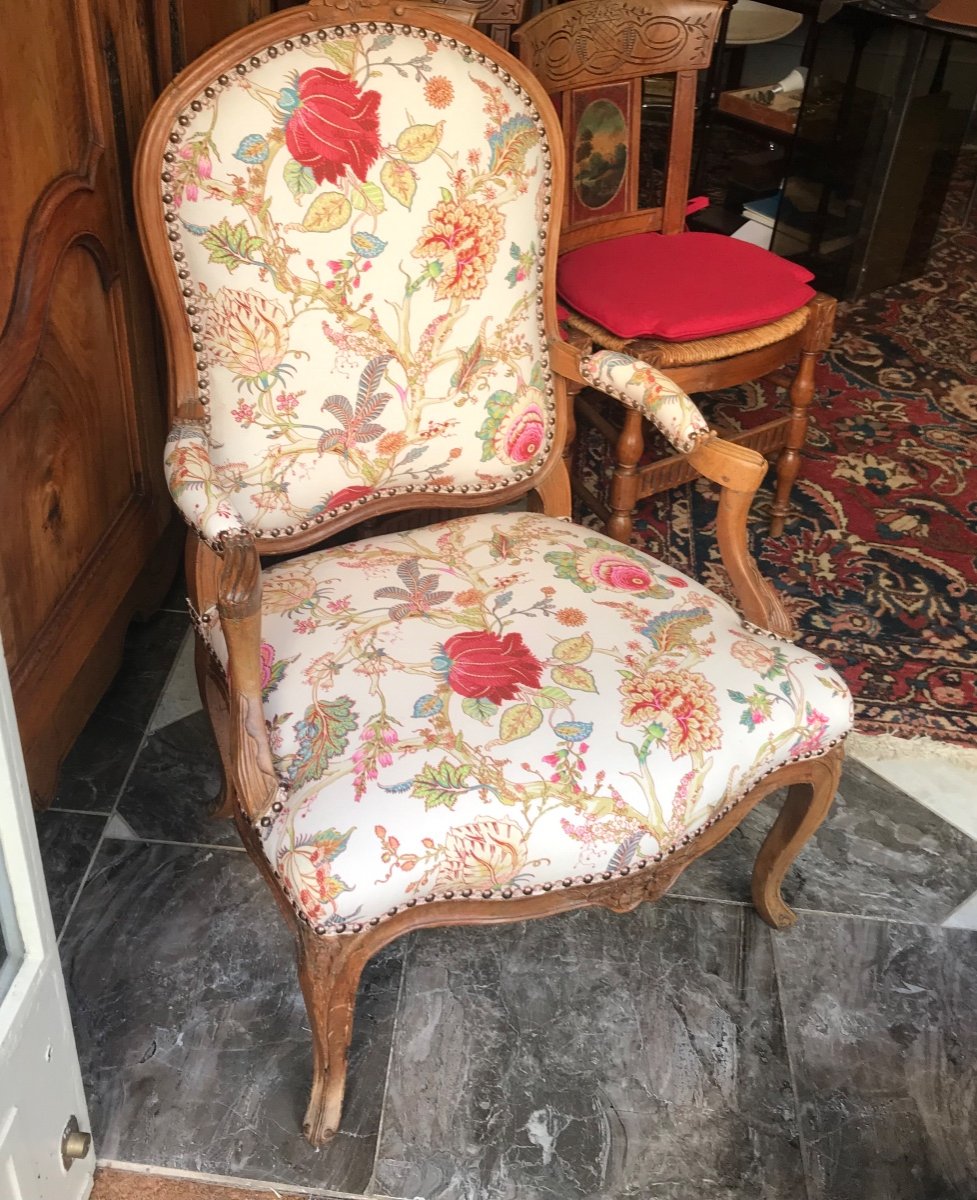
297, 929, 368, 1146
195, 636, 236, 820
607, 407, 645, 543
751, 746, 844, 928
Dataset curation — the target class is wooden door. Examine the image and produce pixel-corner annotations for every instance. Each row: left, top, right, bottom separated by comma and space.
0, 0, 266, 805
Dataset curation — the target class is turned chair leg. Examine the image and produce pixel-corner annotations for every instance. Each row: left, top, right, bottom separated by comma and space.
770, 347, 818, 537
195, 637, 237, 820
607, 408, 644, 544
752, 747, 843, 929
297, 929, 367, 1146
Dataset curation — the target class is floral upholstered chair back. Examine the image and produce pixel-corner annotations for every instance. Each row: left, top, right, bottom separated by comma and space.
153, 9, 561, 548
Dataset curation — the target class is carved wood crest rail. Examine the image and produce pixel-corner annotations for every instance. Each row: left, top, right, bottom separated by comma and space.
517, 0, 724, 92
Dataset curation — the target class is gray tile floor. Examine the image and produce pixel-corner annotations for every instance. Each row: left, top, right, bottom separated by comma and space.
37, 605, 977, 1199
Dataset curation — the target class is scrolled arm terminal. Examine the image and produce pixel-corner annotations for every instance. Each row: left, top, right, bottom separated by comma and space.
164, 421, 248, 547
578, 348, 712, 455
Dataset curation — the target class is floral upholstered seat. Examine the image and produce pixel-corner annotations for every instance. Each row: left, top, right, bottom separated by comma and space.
200, 511, 851, 932
138, 0, 853, 1145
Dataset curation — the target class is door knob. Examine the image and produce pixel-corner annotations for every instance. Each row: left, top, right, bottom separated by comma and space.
61, 1115, 92, 1169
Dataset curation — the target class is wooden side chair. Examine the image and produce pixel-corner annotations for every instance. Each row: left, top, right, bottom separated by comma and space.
136, 0, 852, 1144
517, 0, 838, 544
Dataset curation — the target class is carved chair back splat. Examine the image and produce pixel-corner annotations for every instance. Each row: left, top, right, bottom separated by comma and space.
136, 0, 852, 1145
516, 0, 838, 544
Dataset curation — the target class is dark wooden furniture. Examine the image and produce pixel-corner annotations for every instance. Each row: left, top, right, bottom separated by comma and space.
0, 0, 276, 805
517, 0, 837, 544
772, 0, 977, 297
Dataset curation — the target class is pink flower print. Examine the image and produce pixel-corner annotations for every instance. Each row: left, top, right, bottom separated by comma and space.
794, 708, 830, 757
231, 401, 255, 427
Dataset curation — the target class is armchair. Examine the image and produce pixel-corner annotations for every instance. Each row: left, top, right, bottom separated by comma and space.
136, 0, 852, 1145
516, 0, 838, 544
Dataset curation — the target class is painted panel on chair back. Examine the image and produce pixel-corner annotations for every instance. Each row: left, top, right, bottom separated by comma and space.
517, 0, 726, 244
148, 11, 563, 550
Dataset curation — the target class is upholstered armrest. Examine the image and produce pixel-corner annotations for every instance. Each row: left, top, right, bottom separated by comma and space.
578, 349, 711, 454
164, 421, 247, 546
549, 338, 793, 638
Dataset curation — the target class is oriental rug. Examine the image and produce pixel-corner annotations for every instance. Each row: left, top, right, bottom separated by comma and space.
584, 164, 977, 760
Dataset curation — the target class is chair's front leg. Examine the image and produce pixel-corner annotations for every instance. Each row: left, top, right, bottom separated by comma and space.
752, 745, 844, 928
297, 929, 371, 1145
771, 346, 817, 537
771, 293, 837, 537
608, 407, 645, 544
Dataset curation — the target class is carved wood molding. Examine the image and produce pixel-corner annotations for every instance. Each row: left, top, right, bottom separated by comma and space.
0, 177, 118, 420
517, 0, 725, 92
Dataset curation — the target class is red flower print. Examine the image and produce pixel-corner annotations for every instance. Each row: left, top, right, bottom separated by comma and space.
327, 484, 373, 509
284, 68, 382, 185
442, 630, 543, 704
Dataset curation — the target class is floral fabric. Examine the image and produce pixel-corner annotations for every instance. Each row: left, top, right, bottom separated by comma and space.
160, 28, 556, 537
580, 349, 711, 453
165, 423, 247, 545
199, 512, 852, 932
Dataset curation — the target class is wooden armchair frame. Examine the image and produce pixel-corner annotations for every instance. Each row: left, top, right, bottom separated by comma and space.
516, 0, 838, 543
137, 0, 845, 1145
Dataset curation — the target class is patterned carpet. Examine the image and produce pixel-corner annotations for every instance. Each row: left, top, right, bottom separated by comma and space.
587, 161, 977, 756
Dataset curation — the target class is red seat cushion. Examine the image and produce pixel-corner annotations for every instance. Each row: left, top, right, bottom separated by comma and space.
557, 231, 815, 342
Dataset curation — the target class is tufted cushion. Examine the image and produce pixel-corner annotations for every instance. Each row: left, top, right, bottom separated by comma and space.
201, 512, 852, 933
557, 231, 815, 341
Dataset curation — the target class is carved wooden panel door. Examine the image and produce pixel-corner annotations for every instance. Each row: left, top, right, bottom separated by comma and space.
0, 0, 267, 804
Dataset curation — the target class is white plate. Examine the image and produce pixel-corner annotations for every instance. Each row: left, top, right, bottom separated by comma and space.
727, 1, 804, 44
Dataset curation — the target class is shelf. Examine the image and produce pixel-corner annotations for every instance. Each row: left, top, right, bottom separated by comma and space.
717, 86, 799, 135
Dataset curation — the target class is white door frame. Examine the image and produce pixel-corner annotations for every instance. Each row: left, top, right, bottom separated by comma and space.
0, 631, 95, 1200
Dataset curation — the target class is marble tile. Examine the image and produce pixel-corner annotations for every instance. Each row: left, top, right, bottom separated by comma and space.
115, 711, 238, 847
373, 900, 806, 1200
53, 613, 189, 813
674, 758, 977, 925
103, 813, 140, 842
942, 889, 977, 931
34, 810, 105, 935
848, 754, 977, 842
62, 840, 403, 1194
52, 714, 150, 816
148, 631, 203, 736
774, 914, 977, 1200
98, 612, 191, 732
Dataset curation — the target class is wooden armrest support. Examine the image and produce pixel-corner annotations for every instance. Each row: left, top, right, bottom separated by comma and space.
687, 440, 794, 638
217, 530, 279, 823
550, 338, 794, 639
